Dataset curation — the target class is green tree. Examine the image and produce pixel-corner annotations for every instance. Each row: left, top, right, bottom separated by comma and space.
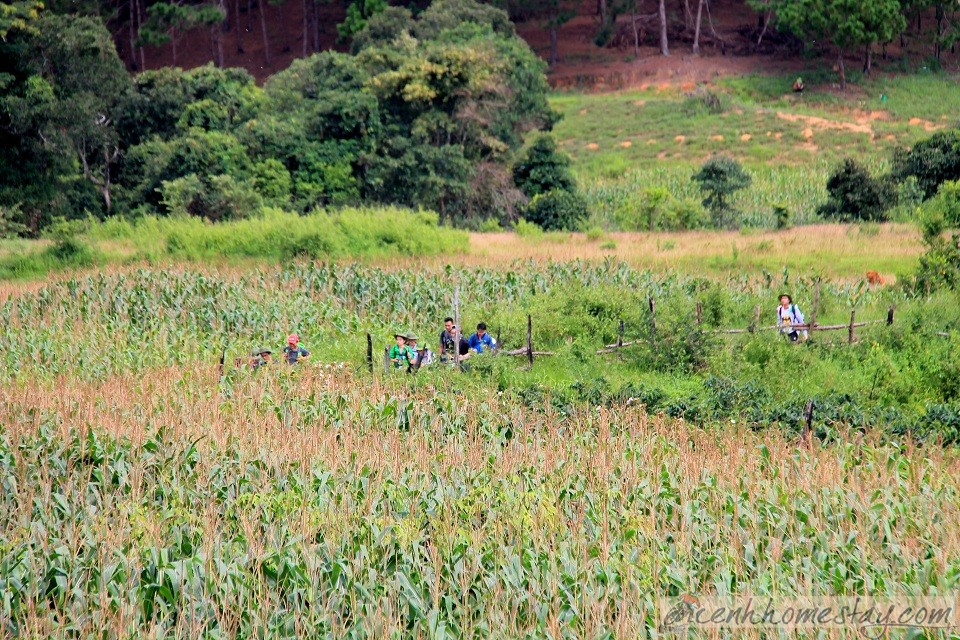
512, 134, 576, 198
337, 0, 387, 42
692, 156, 751, 229
0, 0, 42, 40
772, 0, 905, 88
0, 14, 130, 227
890, 130, 960, 199
817, 158, 892, 222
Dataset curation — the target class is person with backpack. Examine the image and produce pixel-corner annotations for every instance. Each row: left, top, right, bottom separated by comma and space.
439, 317, 471, 363
776, 295, 808, 342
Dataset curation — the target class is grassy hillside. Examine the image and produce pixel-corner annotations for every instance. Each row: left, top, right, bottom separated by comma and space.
551, 71, 960, 227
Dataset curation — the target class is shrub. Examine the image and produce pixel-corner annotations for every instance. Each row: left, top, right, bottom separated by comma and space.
512, 134, 577, 199
921, 179, 960, 227
614, 186, 707, 231
692, 156, 752, 229
522, 189, 588, 231
912, 210, 960, 293
890, 130, 960, 199
513, 218, 544, 238
160, 173, 263, 221
773, 204, 791, 229
817, 159, 892, 222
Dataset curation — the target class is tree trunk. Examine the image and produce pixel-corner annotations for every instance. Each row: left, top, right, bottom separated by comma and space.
276, 0, 291, 52
658, 0, 669, 55
693, 0, 704, 54
935, 2, 944, 63
171, 31, 178, 66
235, 0, 244, 52
549, 25, 558, 65
246, 0, 254, 33
631, 8, 639, 56
136, 0, 146, 69
837, 49, 846, 90
259, 0, 271, 65
599, 0, 608, 26
863, 43, 872, 74
301, 0, 308, 56
756, 10, 771, 46
311, 0, 320, 52
682, 0, 693, 29
127, 0, 138, 69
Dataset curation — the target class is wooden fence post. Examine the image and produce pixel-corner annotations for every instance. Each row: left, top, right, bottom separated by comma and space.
749, 305, 761, 333
810, 279, 820, 332
617, 318, 624, 361
848, 309, 856, 344
383, 346, 390, 373
366, 333, 373, 373
887, 305, 895, 325
695, 302, 702, 326
648, 297, 656, 338
526, 314, 534, 367
802, 399, 814, 448
453, 284, 461, 369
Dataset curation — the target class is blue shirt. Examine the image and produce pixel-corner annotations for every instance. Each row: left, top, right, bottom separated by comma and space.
468, 332, 496, 353
283, 345, 310, 364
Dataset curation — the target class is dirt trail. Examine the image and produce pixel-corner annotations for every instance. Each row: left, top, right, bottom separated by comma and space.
776, 112, 877, 136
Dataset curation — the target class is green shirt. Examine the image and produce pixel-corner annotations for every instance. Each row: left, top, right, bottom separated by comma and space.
389, 344, 416, 369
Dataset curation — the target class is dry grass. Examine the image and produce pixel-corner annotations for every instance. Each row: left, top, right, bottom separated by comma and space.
461, 224, 921, 281
3, 364, 960, 637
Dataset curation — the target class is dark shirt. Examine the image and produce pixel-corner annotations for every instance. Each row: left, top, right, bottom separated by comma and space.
440, 330, 469, 356
283, 345, 309, 364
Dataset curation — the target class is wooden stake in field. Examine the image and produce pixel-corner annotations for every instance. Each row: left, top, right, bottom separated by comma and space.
527, 314, 534, 367
695, 302, 702, 326
848, 309, 857, 344
617, 318, 624, 361
648, 297, 656, 339
749, 305, 761, 333
810, 279, 820, 333
887, 305, 895, 325
802, 399, 814, 448
366, 333, 373, 373
453, 285, 461, 369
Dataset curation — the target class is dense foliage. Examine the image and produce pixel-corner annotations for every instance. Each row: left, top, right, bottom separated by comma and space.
691, 156, 752, 229
0, 0, 560, 234
818, 159, 893, 222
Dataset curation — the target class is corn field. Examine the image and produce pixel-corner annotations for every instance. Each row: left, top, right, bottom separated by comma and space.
1, 263, 959, 638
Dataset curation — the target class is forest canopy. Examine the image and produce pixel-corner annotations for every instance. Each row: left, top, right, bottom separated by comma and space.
0, 0, 558, 234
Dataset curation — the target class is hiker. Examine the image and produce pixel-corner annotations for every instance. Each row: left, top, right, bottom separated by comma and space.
468, 322, 497, 354
407, 333, 432, 367
389, 332, 417, 370
793, 77, 804, 92
776, 295, 808, 342
250, 347, 272, 369
283, 333, 310, 364
439, 317, 471, 363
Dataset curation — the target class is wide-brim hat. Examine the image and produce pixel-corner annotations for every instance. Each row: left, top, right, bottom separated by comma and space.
394, 331, 408, 339
406, 333, 419, 341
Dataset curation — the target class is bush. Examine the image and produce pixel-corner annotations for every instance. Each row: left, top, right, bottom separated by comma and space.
817, 159, 892, 222
614, 187, 707, 231
692, 156, 751, 229
522, 189, 588, 231
890, 130, 960, 199
921, 179, 960, 228
160, 173, 263, 221
512, 134, 577, 199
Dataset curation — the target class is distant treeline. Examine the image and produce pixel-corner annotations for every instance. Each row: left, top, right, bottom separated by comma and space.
1, 0, 595, 235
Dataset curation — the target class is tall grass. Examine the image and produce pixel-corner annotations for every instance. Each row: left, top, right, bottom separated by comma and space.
0, 207, 468, 280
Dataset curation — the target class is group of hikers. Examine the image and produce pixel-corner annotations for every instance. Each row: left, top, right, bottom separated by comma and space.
389, 318, 497, 371
243, 319, 498, 372
245, 333, 310, 369
244, 296, 805, 371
